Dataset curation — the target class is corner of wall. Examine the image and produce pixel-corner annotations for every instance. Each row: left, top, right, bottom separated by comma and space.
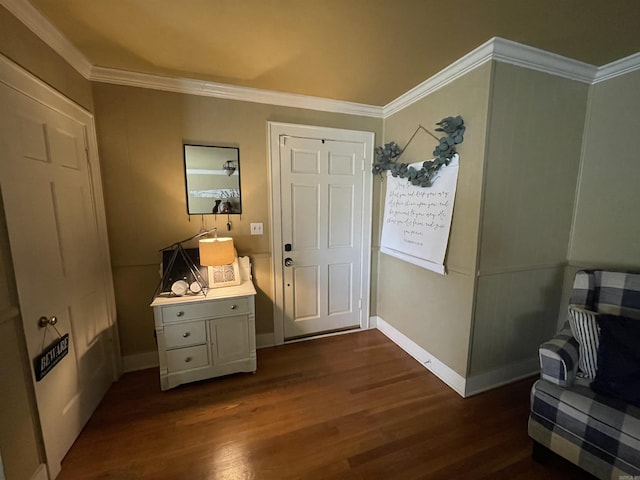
465, 59, 498, 378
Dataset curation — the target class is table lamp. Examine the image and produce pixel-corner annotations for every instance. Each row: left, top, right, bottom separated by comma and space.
199, 237, 235, 266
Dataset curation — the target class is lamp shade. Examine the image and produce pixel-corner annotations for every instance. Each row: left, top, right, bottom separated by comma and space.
199, 237, 235, 266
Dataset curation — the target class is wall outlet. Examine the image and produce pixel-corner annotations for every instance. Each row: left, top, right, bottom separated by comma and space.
250, 223, 263, 235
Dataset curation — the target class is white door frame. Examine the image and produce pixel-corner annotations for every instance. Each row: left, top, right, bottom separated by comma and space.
268, 122, 374, 345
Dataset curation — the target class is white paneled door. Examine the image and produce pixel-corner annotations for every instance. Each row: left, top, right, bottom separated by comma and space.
271, 124, 374, 341
0, 76, 117, 478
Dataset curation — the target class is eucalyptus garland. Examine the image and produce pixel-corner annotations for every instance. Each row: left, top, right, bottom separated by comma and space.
372, 116, 465, 187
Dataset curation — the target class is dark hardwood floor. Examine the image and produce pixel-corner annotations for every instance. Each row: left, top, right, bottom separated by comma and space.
59, 330, 591, 479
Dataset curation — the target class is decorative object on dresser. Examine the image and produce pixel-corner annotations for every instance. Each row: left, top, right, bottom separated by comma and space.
153, 228, 217, 298
154, 227, 237, 298
150, 257, 257, 390
199, 233, 241, 288
199, 236, 235, 265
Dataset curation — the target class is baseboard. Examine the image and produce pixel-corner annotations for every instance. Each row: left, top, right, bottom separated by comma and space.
375, 317, 466, 397
119, 320, 536, 393
121, 350, 159, 373
30, 464, 48, 480
256, 332, 275, 349
464, 357, 539, 397
375, 316, 540, 398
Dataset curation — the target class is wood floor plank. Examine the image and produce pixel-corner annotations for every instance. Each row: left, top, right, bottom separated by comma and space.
58, 330, 592, 479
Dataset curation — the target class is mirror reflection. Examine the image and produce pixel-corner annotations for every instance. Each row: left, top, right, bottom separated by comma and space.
183, 144, 241, 215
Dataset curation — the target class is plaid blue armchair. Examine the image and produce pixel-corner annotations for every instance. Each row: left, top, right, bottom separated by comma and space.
528, 270, 640, 479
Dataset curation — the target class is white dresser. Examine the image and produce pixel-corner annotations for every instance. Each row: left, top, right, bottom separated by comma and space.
150, 280, 257, 390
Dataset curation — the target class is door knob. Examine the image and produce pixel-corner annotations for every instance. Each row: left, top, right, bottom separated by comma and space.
38, 316, 58, 328
284, 257, 293, 267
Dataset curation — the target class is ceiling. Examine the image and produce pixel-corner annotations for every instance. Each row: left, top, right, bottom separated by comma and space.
27, 0, 640, 105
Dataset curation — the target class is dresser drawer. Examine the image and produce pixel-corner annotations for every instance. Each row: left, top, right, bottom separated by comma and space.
161, 297, 249, 323
161, 303, 211, 323
211, 297, 249, 317
164, 321, 206, 349
165, 345, 209, 373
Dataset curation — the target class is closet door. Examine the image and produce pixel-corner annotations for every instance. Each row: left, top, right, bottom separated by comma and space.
0, 78, 118, 478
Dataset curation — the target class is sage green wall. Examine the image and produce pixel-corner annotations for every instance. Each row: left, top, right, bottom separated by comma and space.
470, 63, 589, 376
377, 63, 493, 376
569, 69, 640, 267
0, 5, 93, 111
92, 82, 382, 357
556, 69, 640, 325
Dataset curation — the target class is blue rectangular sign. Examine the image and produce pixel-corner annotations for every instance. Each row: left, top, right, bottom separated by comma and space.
34, 333, 69, 382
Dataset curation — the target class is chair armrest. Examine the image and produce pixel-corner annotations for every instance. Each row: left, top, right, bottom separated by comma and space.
538, 327, 579, 387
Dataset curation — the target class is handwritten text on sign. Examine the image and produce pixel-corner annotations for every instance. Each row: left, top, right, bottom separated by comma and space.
380, 155, 459, 274
385, 185, 452, 245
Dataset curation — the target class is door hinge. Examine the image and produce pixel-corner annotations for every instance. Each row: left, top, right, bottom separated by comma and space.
358, 298, 362, 310
280, 135, 288, 146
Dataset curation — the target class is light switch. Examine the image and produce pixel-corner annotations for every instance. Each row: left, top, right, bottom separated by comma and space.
250, 223, 263, 235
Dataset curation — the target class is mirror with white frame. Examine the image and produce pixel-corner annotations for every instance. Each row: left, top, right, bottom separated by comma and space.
183, 144, 242, 215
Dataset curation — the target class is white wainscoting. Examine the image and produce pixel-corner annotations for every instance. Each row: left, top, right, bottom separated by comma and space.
465, 358, 539, 397
374, 316, 467, 397
374, 316, 539, 397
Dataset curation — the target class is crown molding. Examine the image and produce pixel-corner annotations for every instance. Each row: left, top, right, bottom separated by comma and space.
1, 0, 382, 117
4, 0, 639, 117
383, 38, 496, 118
90, 66, 384, 117
593, 51, 640, 83
383, 37, 598, 118
0, 0, 92, 77
490, 37, 597, 83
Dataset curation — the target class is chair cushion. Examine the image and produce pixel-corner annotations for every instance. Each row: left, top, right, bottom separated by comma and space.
568, 305, 600, 378
591, 314, 640, 407
531, 379, 640, 472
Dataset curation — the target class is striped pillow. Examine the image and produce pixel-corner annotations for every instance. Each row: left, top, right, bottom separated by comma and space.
568, 305, 600, 378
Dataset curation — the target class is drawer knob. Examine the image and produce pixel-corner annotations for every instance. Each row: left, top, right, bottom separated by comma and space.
230, 304, 237, 310
184, 356, 192, 363
182, 332, 190, 338
176, 311, 185, 317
